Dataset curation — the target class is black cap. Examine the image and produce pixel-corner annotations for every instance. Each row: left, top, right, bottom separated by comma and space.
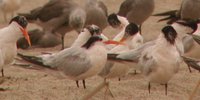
162, 25, 177, 44
125, 23, 139, 36
9, 16, 28, 29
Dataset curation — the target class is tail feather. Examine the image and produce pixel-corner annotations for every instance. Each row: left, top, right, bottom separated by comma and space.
153, 10, 180, 24
17, 53, 51, 68
153, 10, 178, 16
192, 34, 200, 45
182, 56, 200, 71
107, 53, 135, 63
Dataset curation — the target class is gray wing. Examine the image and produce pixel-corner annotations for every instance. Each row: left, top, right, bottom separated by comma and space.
85, 0, 108, 30
43, 47, 91, 77
118, 0, 154, 24
118, 0, 134, 17
140, 50, 156, 76
117, 40, 155, 62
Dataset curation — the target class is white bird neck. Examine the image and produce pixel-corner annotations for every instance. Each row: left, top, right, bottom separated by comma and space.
71, 29, 91, 47
0, 22, 23, 43
117, 15, 129, 29
193, 23, 200, 36
112, 16, 129, 41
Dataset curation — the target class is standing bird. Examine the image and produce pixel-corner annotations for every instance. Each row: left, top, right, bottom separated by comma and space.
110, 26, 182, 95
107, 20, 198, 62
107, 21, 198, 94
105, 13, 131, 50
138, 26, 181, 95
19, 0, 86, 49
0, 0, 21, 22
84, 0, 108, 30
117, 0, 155, 33
107, 20, 198, 75
153, 0, 200, 24
0, 15, 31, 77
18, 36, 107, 89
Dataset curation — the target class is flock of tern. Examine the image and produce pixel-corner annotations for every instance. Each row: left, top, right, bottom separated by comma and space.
0, 0, 200, 99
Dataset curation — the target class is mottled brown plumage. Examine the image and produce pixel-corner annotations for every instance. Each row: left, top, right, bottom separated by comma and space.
118, 0, 154, 25
84, 0, 108, 30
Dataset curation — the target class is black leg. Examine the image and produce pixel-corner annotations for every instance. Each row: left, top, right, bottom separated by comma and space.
118, 78, 121, 81
187, 64, 192, 73
82, 80, 86, 89
148, 82, 151, 94
61, 35, 64, 50
76, 80, 79, 88
165, 83, 168, 95
134, 70, 137, 75
1, 68, 4, 77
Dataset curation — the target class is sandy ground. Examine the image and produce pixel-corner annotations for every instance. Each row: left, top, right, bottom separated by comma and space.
0, 0, 200, 100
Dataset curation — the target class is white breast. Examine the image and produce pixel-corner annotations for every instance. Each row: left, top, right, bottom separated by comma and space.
76, 42, 107, 80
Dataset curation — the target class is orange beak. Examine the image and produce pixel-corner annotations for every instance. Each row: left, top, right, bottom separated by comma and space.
119, 38, 126, 42
20, 27, 31, 46
103, 40, 125, 45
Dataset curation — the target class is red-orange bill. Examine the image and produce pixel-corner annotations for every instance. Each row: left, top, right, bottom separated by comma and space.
20, 27, 31, 46
103, 40, 125, 45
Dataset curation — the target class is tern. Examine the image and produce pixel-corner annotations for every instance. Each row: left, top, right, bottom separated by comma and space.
107, 20, 198, 94
18, 36, 107, 89
17, 25, 120, 89
0, 15, 31, 77
99, 23, 143, 80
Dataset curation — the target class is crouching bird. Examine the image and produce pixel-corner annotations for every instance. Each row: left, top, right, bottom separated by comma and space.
0, 15, 31, 77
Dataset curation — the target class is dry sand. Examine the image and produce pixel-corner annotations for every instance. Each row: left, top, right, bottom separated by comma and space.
0, 0, 200, 100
